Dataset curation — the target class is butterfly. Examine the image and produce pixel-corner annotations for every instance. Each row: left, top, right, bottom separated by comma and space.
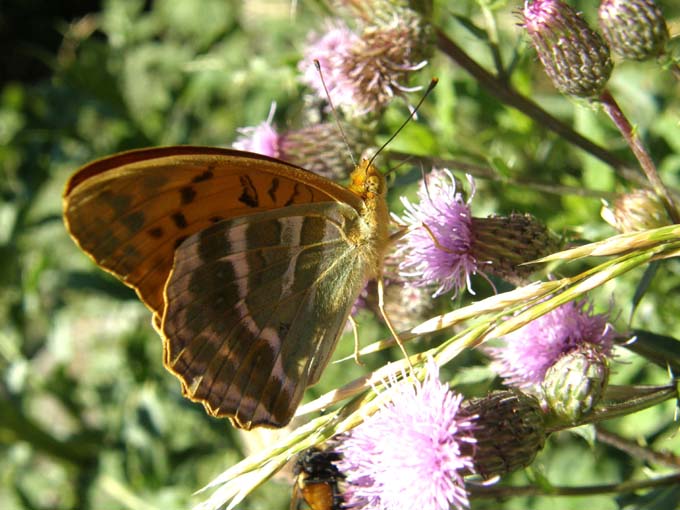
62, 146, 390, 429
292, 447, 345, 510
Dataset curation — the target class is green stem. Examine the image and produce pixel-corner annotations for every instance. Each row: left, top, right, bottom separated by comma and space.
385, 150, 618, 199
670, 62, 680, 81
478, 4, 505, 82
433, 27, 644, 187
599, 89, 680, 224
595, 425, 680, 468
468, 471, 680, 499
546, 384, 677, 433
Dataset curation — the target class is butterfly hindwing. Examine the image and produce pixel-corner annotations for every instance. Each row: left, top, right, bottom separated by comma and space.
161, 202, 372, 429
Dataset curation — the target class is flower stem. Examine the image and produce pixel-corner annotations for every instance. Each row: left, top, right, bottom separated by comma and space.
595, 425, 680, 468
599, 89, 680, 224
545, 383, 677, 433
671, 62, 680, 81
433, 27, 644, 186
468, 471, 680, 499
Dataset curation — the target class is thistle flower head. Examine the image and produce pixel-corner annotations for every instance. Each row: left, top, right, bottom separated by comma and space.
300, 22, 361, 111
394, 169, 478, 298
470, 214, 561, 286
358, 277, 436, 331
601, 189, 672, 233
395, 170, 558, 296
232, 105, 281, 158
459, 391, 547, 478
522, 0, 613, 97
381, 282, 436, 331
336, 360, 476, 510
279, 121, 371, 180
542, 344, 610, 423
598, 0, 669, 61
488, 299, 616, 389
299, 3, 431, 114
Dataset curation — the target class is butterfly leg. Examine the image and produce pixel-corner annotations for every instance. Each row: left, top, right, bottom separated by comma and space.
419, 221, 454, 253
347, 315, 365, 366
377, 276, 414, 370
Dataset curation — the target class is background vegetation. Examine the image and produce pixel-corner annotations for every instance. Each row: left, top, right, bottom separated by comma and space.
1, 0, 679, 509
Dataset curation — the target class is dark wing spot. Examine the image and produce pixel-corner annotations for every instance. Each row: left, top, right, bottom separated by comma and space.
101, 190, 133, 216
172, 212, 188, 229
192, 168, 215, 183
180, 186, 197, 204
278, 322, 290, 338
147, 226, 164, 238
209, 216, 223, 223
174, 235, 189, 250
284, 183, 301, 206
268, 178, 279, 203
238, 175, 259, 208
121, 211, 145, 234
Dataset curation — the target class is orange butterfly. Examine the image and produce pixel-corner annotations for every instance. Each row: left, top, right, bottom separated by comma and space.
63, 146, 390, 429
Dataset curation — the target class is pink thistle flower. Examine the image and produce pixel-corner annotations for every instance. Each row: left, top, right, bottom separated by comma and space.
299, 5, 431, 114
299, 22, 361, 110
336, 360, 476, 510
232, 103, 281, 157
488, 300, 616, 389
394, 169, 479, 298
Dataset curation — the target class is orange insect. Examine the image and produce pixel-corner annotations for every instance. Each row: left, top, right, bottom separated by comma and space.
292, 447, 345, 510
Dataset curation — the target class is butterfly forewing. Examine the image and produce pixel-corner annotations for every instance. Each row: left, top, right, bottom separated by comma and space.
63, 147, 362, 317
161, 202, 371, 429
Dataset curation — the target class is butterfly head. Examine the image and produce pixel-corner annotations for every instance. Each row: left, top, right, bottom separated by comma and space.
348, 159, 387, 201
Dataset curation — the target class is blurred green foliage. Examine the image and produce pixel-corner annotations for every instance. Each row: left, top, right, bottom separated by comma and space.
1, 1, 680, 509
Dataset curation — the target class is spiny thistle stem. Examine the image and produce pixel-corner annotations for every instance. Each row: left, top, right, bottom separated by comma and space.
433, 26, 646, 187
598, 89, 680, 224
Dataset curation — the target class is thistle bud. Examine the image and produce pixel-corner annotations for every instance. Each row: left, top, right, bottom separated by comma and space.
279, 122, 371, 180
460, 391, 547, 478
542, 345, 610, 424
234, 115, 371, 180
362, 278, 436, 331
598, 0, 669, 61
601, 189, 672, 233
523, 0, 613, 97
470, 213, 562, 286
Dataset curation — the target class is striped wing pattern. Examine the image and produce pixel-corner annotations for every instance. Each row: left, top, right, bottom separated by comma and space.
161, 202, 370, 429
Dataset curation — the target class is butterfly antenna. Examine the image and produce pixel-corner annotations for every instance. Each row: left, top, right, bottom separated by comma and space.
369, 77, 438, 169
314, 59, 357, 167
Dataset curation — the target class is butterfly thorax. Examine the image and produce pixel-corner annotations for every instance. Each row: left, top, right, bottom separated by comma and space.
347, 159, 390, 279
